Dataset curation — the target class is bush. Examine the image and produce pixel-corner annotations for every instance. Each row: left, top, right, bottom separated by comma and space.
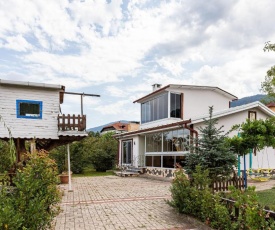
170, 166, 275, 229
0, 150, 61, 229
50, 142, 87, 174
85, 132, 118, 172
89, 149, 116, 172
0, 140, 15, 173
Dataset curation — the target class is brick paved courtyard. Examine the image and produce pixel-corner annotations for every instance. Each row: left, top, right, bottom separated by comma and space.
54, 176, 208, 230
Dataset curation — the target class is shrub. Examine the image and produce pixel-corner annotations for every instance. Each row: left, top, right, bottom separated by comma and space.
229, 186, 275, 230
170, 166, 275, 229
89, 149, 116, 172
0, 150, 61, 229
170, 166, 232, 229
0, 140, 15, 173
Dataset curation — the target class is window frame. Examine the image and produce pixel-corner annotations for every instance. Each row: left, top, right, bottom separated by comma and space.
16, 100, 43, 119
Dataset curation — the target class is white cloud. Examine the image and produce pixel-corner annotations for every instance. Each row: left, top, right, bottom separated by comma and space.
0, 35, 33, 52
1, 0, 275, 127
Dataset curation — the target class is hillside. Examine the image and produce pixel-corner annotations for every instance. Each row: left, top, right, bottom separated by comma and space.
230, 94, 266, 107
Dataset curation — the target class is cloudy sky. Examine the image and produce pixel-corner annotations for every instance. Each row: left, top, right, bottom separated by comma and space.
0, 0, 275, 128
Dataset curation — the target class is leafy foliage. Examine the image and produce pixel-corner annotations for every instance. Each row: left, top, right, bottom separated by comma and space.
84, 132, 117, 172
261, 41, 275, 102
170, 166, 232, 229
229, 186, 275, 229
50, 131, 118, 173
228, 117, 275, 156
185, 106, 237, 181
0, 140, 14, 173
170, 167, 275, 230
0, 150, 61, 230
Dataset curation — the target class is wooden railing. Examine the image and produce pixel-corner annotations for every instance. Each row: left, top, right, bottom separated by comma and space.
58, 114, 86, 131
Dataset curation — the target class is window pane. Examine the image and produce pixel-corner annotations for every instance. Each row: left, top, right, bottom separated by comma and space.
152, 133, 162, 152
146, 156, 152, 166
163, 156, 175, 168
146, 134, 154, 152
163, 131, 173, 152
141, 103, 145, 123
170, 93, 181, 118
122, 141, 132, 164
153, 156, 161, 167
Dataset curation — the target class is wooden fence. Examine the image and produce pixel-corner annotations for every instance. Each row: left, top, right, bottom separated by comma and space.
58, 114, 86, 131
211, 175, 245, 192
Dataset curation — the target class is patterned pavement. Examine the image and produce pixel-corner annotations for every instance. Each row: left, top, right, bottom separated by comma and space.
54, 176, 210, 230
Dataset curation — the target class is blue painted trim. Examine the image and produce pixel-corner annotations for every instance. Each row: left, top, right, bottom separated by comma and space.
16, 100, 43, 119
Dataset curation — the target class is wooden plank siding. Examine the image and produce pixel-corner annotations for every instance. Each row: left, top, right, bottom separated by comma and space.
0, 85, 60, 139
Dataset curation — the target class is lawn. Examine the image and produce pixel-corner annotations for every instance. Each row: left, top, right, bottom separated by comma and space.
257, 187, 275, 211
72, 167, 114, 177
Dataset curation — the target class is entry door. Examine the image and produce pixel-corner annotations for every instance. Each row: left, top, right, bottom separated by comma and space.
122, 140, 132, 165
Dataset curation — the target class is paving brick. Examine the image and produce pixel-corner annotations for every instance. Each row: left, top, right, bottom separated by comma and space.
54, 176, 208, 230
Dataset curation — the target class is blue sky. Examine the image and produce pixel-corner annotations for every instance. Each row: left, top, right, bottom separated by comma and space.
0, 0, 275, 128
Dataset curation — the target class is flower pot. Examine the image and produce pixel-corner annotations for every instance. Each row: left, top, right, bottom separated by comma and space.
59, 174, 69, 184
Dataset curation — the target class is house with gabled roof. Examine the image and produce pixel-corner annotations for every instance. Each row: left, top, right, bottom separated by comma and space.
100, 121, 139, 135
115, 84, 275, 178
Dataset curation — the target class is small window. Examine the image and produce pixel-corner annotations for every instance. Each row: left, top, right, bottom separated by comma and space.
16, 100, 43, 119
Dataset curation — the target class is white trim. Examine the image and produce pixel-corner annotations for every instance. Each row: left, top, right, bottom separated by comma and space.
145, 151, 189, 156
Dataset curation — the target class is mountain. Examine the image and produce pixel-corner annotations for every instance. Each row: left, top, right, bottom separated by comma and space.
230, 94, 267, 107
87, 120, 136, 133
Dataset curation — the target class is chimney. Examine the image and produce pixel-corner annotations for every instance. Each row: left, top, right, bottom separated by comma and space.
152, 83, 162, 92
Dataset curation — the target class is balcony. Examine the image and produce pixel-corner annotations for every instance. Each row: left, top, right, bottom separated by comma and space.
58, 114, 86, 131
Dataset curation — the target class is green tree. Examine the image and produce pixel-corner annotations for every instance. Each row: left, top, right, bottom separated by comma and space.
228, 117, 275, 156
84, 132, 118, 171
185, 106, 237, 181
0, 140, 13, 173
261, 41, 275, 102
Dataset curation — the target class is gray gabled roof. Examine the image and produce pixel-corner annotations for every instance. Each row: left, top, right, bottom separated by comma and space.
191, 101, 275, 124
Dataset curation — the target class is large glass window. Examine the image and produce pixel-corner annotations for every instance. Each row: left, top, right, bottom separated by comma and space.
170, 93, 181, 118
122, 140, 132, 164
16, 100, 43, 119
141, 93, 168, 124
146, 133, 162, 152
146, 128, 190, 153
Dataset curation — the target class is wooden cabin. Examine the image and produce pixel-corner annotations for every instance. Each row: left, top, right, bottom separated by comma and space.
0, 79, 88, 162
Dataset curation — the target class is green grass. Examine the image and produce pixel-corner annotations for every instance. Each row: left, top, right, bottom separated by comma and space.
257, 187, 275, 211
72, 167, 114, 177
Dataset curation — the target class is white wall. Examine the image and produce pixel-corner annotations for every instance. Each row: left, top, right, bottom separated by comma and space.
181, 88, 230, 120
0, 85, 60, 139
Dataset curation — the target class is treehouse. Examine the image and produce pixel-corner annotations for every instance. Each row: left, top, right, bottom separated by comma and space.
0, 79, 94, 162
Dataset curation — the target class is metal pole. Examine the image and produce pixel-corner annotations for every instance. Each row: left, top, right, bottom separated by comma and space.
237, 155, 241, 176
249, 149, 253, 172
81, 94, 83, 116
67, 144, 73, 192
244, 154, 247, 189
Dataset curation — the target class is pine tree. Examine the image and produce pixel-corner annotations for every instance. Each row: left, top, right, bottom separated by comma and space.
185, 106, 237, 181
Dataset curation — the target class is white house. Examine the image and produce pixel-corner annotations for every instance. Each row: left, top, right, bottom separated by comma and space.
0, 79, 89, 162
115, 84, 275, 178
